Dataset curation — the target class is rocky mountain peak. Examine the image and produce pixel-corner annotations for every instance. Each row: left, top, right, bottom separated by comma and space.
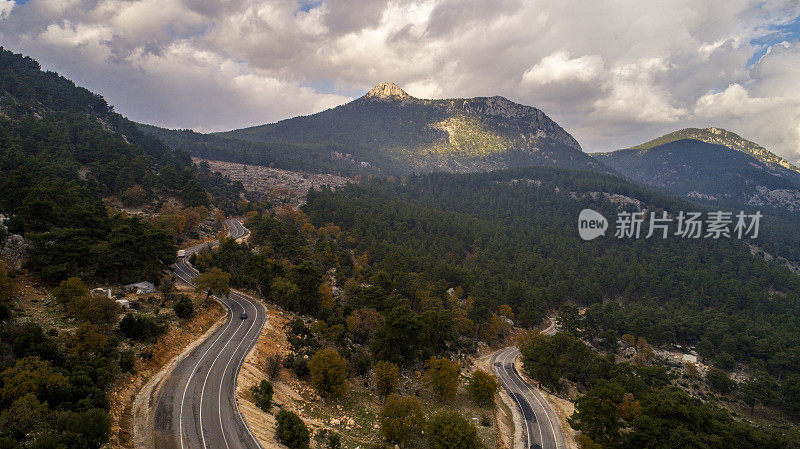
364, 82, 412, 100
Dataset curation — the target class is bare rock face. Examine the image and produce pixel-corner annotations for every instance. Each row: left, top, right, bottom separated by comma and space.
364, 82, 412, 100
1, 234, 31, 271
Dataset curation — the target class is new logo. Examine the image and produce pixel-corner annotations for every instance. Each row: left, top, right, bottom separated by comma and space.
578, 209, 608, 241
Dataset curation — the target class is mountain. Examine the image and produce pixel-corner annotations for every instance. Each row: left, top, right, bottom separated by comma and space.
144, 83, 608, 176
631, 127, 800, 175
594, 131, 800, 212
137, 123, 369, 176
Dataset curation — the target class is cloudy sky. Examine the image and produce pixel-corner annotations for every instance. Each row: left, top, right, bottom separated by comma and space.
1, 0, 799, 161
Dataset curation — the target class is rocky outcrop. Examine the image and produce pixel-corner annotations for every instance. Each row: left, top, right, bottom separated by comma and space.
1, 234, 31, 271
456, 96, 583, 151
364, 82, 412, 101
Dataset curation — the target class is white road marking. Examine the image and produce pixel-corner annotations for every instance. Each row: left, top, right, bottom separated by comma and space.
216, 291, 259, 449
175, 219, 262, 449
496, 349, 532, 449
229, 290, 266, 448
511, 347, 562, 449
177, 258, 235, 449
503, 348, 544, 448
177, 221, 241, 449
199, 292, 247, 449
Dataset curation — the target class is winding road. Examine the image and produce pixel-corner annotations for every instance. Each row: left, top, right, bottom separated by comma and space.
152, 219, 266, 449
492, 323, 565, 449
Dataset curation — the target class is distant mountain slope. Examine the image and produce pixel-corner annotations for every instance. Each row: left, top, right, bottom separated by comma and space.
147, 82, 607, 176
594, 135, 800, 212
0, 47, 243, 281
0, 47, 243, 213
632, 127, 800, 176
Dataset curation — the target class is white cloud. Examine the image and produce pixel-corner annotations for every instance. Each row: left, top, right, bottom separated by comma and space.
692, 43, 800, 160
0, 0, 13, 19
0, 0, 798, 161
592, 58, 688, 123
521, 51, 603, 85
694, 83, 777, 118
39, 21, 112, 48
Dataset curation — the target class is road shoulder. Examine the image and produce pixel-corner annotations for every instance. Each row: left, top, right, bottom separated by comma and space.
474, 350, 523, 449
513, 357, 578, 449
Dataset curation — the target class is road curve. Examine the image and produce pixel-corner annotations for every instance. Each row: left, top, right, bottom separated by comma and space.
152, 219, 266, 449
492, 326, 565, 449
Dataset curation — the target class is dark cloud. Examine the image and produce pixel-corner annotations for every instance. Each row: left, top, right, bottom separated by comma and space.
322, 0, 390, 33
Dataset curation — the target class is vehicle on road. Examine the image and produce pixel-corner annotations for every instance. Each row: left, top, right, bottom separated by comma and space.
177, 249, 186, 258
240, 312, 247, 319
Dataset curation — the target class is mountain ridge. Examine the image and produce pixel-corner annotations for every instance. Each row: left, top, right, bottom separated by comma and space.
630, 127, 800, 175
144, 82, 606, 176
594, 131, 800, 213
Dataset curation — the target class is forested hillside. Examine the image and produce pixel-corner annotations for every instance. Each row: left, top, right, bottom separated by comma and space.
0, 47, 248, 449
303, 168, 800, 385
594, 139, 800, 204
137, 123, 377, 176
630, 127, 800, 176
0, 47, 241, 282
520, 330, 800, 449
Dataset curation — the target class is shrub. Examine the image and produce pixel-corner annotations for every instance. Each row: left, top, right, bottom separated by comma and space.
172, 295, 194, 319
426, 409, 484, 449
118, 313, 163, 342
379, 394, 424, 445
55, 408, 111, 449
69, 294, 120, 326
467, 369, 500, 407
374, 361, 399, 398
53, 277, 88, 308
283, 353, 310, 377
351, 350, 372, 377
251, 380, 274, 412
308, 347, 348, 399
423, 356, 461, 401
119, 349, 136, 373
706, 368, 736, 394
275, 409, 309, 449
260, 353, 283, 379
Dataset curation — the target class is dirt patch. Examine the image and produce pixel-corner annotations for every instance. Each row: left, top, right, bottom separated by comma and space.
107, 286, 225, 449
12, 273, 77, 333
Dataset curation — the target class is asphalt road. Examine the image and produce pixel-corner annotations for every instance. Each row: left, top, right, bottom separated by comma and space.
492, 323, 565, 449
152, 219, 267, 449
